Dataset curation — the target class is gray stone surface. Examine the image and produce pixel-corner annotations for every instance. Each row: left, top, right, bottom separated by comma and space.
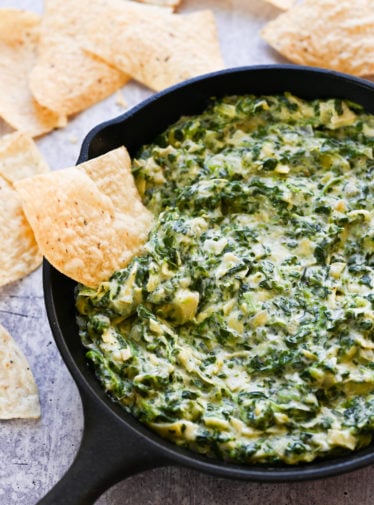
0, 0, 373, 503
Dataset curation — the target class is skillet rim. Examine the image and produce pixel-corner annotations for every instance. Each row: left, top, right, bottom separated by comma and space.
43, 64, 374, 482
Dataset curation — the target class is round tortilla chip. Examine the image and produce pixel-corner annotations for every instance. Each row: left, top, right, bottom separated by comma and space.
0, 322, 40, 419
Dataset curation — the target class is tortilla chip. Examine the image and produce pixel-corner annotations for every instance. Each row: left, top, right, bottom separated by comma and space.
261, 0, 374, 76
81, 1, 224, 91
15, 148, 154, 287
29, 0, 129, 117
134, 0, 182, 10
0, 9, 63, 137
0, 322, 40, 419
263, 0, 296, 9
78, 146, 148, 219
0, 131, 49, 182
0, 132, 49, 287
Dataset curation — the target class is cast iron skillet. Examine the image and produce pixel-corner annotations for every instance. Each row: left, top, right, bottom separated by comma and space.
40, 65, 374, 505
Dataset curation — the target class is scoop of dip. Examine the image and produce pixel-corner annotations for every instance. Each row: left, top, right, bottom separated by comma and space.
76, 93, 374, 464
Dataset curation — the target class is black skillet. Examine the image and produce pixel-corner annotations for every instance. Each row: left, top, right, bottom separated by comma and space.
40, 65, 374, 505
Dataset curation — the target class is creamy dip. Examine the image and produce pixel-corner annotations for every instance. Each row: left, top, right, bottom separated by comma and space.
76, 93, 374, 464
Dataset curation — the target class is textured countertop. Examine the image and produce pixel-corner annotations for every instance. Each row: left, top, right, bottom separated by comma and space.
0, 1, 373, 504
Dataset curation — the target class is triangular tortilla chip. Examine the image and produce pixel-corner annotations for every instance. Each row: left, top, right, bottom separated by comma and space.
0, 131, 49, 182
81, 0, 224, 91
0, 9, 64, 137
29, 0, 129, 117
15, 147, 154, 287
0, 322, 40, 419
0, 132, 49, 287
78, 146, 148, 219
261, 0, 374, 76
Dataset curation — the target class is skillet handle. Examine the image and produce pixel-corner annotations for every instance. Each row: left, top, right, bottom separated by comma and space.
37, 391, 167, 505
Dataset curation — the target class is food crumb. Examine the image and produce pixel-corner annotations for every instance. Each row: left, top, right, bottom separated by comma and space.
68, 135, 78, 144
115, 90, 128, 109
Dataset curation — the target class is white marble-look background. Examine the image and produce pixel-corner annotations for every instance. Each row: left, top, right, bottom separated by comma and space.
0, 1, 373, 504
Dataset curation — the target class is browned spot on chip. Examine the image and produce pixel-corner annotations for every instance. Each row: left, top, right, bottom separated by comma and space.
262, 0, 374, 76
0, 132, 49, 287
134, 0, 182, 10
0, 9, 64, 137
81, 1, 224, 91
29, 0, 129, 117
0, 322, 40, 419
15, 147, 154, 287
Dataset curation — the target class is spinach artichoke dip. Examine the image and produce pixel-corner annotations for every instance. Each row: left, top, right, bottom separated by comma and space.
76, 93, 374, 465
